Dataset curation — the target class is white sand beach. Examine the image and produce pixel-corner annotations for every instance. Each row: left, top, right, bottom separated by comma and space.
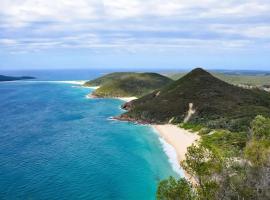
85, 94, 137, 101
153, 124, 199, 161
153, 124, 199, 179
117, 97, 137, 102
83, 86, 100, 89
62, 80, 87, 85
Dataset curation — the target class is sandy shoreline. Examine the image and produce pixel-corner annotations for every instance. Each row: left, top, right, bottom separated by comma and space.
152, 124, 199, 179
83, 86, 100, 89
86, 86, 196, 179
83, 84, 137, 102
83, 84, 195, 178
86, 94, 137, 102
84, 84, 196, 179
117, 97, 137, 102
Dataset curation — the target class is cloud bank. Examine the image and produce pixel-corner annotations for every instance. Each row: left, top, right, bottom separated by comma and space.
0, 0, 270, 53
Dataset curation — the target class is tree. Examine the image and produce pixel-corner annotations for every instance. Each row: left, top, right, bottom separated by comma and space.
244, 139, 270, 167
157, 116, 270, 200
157, 177, 196, 200
242, 115, 270, 199
251, 115, 270, 139
181, 144, 221, 199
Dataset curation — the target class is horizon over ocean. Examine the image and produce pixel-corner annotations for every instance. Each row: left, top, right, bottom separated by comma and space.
0, 69, 181, 200
1, 68, 269, 82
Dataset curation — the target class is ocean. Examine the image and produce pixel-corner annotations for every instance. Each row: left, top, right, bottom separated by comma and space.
0, 70, 180, 200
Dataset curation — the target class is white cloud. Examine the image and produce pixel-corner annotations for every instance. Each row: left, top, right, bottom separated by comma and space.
0, 39, 17, 45
243, 26, 270, 39
1, 0, 269, 26
0, 0, 100, 27
0, 0, 270, 52
210, 24, 270, 39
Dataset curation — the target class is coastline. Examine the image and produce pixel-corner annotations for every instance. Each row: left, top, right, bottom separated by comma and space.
86, 93, 137, 102
117, 97, 137, 102
83, 85, 195, 179
83, 84, 138, 102
152, 124, 199, 180
83, 86, 100, 89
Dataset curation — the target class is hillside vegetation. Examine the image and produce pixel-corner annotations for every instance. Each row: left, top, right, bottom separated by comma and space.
0, 75, 35, 82
158, 115, 270, 200
170, 72, 270, 86
84, 72, 172, 98
156, 69, 270, 200
120, 68, 270, 131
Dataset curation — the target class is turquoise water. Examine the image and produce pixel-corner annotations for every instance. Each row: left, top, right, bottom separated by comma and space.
0, 80, 178, 199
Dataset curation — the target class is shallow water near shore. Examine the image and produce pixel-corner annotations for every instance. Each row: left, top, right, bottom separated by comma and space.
0, 79, 179, 199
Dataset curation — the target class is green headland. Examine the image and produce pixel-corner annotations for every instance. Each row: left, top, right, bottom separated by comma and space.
119, 68, 270, 131
84, 72, 172, 98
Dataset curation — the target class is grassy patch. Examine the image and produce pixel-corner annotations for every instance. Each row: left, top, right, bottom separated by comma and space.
201, 130, 248, 157
179, 123, 204, 132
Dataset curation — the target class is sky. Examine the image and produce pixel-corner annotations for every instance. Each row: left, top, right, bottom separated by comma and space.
0, 0, 270, 71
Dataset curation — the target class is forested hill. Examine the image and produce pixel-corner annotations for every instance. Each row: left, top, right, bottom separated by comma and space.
84, 72, 173, 98
119, 68, 270, 131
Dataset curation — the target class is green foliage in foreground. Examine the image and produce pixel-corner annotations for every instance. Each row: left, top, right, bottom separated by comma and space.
251, 115, 270, 139
157, 177, 195, 200
179, 123, 205, 133
157, 115, 270, 200
84, 72, 172, 97
201, 130, 248, 157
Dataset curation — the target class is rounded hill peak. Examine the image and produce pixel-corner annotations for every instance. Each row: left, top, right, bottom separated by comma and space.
179, 67, 214, 82
189, 67, 210, 75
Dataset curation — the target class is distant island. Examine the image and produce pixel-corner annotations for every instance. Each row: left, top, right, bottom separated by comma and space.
0, 75, 35, 82
84, 72, 172, 98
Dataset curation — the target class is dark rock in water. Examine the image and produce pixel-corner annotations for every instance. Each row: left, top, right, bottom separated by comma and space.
121, 101, 134, 110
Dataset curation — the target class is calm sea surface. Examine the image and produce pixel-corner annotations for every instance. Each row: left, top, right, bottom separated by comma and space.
0, 70, 178, 200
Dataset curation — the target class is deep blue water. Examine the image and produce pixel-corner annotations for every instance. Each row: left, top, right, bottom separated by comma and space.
0, 72, 178, 200
0, 69, 170, 81
0, 69, 109, 81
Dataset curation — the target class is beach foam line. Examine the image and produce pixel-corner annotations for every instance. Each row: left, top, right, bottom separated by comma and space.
46, 80, 87, 85
151, 127, 184, 176
159, 137, 184, 176
85, 94, 96, 99
16, 80, 87, 85
58, 80, 86, 85
152, 124, 199, 180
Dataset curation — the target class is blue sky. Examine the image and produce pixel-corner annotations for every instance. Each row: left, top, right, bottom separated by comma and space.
0, 0, 270, 70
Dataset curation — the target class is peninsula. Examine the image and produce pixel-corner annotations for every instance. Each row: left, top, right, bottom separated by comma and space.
84, 72, 172, 98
